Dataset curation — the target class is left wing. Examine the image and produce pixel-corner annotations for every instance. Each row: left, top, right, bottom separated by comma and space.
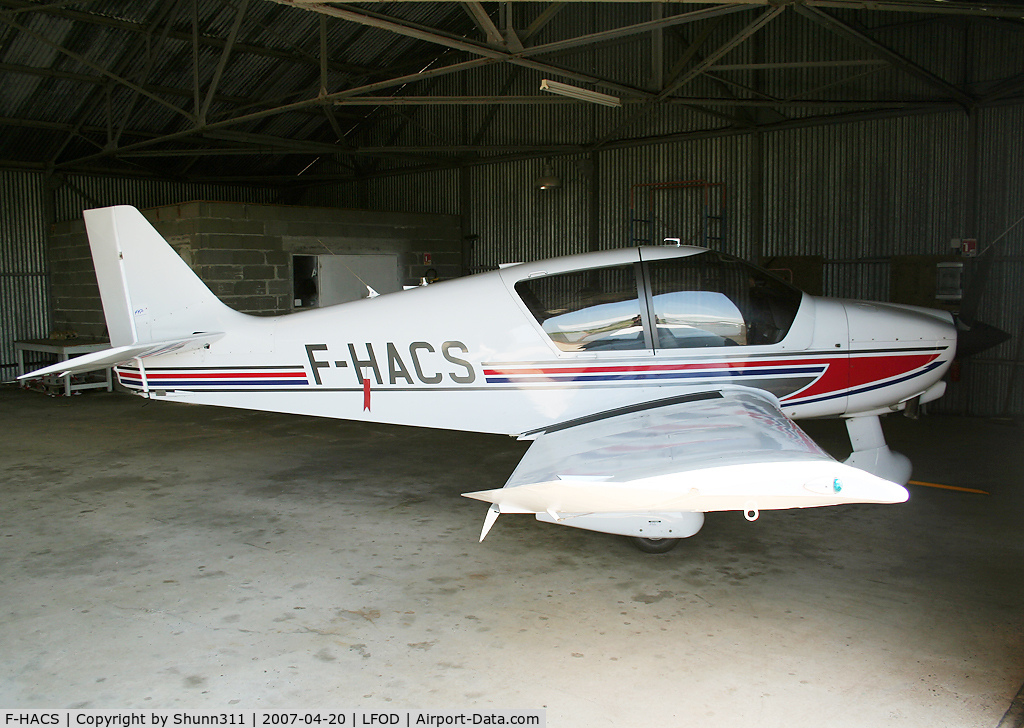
463, 388, 908, 541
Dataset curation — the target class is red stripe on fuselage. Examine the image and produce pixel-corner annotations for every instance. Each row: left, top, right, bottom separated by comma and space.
848, 353, 938, 387
487, 350, 941, 403
784, 352, 939, 401
117, 370, 305, 380
483, 359, 825, 377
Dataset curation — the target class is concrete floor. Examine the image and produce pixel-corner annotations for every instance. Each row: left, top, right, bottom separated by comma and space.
0, 385, 1022, 726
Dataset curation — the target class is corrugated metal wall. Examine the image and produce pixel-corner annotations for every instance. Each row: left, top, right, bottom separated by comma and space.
325, 101, 1024, 416
468, 156, 590, 268
942, 104, 1024, 416
0, 170, 49, 382
602, 137, 754, 259
7, 117, 1021, 412
1, 169, 278, 382
52, 174, 278, 222
765, 111, 969, 306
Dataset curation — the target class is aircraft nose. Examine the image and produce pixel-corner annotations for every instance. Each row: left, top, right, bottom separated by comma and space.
845, 301, 957, 349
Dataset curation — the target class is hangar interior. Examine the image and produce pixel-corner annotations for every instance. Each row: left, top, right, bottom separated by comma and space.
1, 0, 1024, 724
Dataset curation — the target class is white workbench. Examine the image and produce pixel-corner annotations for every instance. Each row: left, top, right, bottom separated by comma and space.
15, 339, 113, 396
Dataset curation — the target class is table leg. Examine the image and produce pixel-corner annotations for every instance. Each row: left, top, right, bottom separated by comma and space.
16, 348, 24, 388
60, 353, 71, 397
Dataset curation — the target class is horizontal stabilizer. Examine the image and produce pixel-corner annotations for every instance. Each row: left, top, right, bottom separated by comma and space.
18, 333, 224, 380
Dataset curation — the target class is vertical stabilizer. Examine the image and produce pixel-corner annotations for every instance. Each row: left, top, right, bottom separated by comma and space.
84, 206, 236, 347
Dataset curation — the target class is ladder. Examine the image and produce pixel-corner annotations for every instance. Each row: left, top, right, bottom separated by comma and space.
628, 180, 726, 248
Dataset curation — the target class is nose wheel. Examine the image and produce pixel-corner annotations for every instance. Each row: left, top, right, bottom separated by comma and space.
628, 536, 681, 554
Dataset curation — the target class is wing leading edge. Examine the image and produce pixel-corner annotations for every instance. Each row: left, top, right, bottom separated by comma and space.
463, 388, 908, 541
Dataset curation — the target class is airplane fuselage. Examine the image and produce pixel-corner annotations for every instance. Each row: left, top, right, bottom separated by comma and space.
112, 246, 956, 435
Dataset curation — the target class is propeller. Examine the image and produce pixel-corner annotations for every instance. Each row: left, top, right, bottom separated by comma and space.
955, 317, 1011, 359
953, 212, 1024, 359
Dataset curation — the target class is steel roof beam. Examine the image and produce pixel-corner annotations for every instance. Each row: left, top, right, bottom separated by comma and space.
518, 3, 751, 58
112, 1, 181, 148
239, 102, 966, 188
329, 95, 947, 109
793, 5, 975, 106
663, 6, 785, 98
188, 102, 962, 186
319, 15, 328, 96
980, 70, 1024, 104
334, 96, 610, 105
95, 90, 975, 186
54, 57, 498, 169
118, 148, 315, 158
664, 19, 757, 124
781, 64, 889, 103
2, 0, 101, 16
50, 2, 769, 168
0, 0, 374, 76
0, 13, 196, 124
0, 61, 362, 120
522, 3, 567, 44
805, 0, 1024, 17
276, 1, 749, 99
711, 60, 889, 70
214, 0, 363, 79
199, 0, 250, 125
202, 129, 345, 152
664, 15, 723, 89
535, 0, 1024, 19
44, 2, 188, 167
277, 2, 506, 58
0, 116, 197, 142
461, 2, 504, 47
592, 6, 783, 148
28, 0, 1024, 178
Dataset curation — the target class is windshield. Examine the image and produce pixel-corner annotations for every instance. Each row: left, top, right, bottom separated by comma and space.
515, 265, 646, 352
514, 251, 802, 352
646, 251, 802, 348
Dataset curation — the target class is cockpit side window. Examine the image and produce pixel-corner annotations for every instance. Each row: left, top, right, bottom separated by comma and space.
647, 252, 802, 349
514, 265, 646, 352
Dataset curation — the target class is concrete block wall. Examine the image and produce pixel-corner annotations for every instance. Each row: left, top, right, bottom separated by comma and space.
48, 201, 462, 340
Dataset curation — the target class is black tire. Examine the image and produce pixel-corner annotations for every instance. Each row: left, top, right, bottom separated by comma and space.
628, 536, 681, 554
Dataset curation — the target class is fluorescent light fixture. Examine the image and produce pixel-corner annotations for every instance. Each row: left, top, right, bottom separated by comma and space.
540, 79, 621, 108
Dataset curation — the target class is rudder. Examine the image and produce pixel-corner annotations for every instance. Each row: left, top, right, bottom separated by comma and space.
84, 205, 237, 347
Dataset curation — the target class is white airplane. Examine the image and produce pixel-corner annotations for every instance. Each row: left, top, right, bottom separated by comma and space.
24, 206, 959, 552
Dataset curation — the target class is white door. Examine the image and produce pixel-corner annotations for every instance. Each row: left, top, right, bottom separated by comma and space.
318, 254, 400, 306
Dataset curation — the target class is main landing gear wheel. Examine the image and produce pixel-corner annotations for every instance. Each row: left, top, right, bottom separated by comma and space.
629, 537, 681, 554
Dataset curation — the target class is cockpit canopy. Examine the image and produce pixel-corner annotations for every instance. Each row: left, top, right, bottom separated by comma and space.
514, 250, 803, 352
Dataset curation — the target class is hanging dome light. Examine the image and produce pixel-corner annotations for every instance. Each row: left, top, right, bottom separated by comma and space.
536, 160, 560, 190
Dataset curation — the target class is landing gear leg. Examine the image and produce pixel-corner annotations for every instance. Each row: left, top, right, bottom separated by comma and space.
843, 414, 912, 484
628, 537, 681, 554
